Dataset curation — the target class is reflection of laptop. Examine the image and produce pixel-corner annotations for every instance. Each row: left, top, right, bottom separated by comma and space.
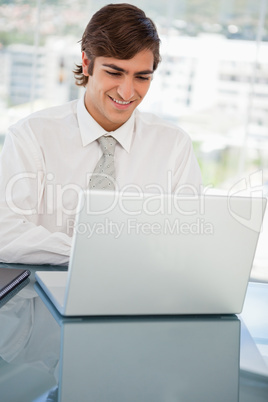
34, 285, 241, 402
35, 191, 266, 316
58, 317, 240, 402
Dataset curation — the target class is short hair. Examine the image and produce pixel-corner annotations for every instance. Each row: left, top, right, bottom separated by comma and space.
73, 3, 161, 86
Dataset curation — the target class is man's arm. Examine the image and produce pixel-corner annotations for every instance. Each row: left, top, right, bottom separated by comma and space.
0, 129, 72, 265
172, 132, 203, 193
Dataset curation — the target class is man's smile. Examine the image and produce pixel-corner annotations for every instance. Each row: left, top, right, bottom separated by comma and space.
109, 96, 133, 105
108, 95, 136, 110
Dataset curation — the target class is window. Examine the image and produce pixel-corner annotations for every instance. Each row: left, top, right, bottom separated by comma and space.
0, 0, 267, 191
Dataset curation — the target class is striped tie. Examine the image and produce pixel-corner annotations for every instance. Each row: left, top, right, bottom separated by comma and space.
89, 136, 117, 190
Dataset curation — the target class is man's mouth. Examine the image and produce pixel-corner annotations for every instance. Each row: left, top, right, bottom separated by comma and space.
109, 96, 133, 105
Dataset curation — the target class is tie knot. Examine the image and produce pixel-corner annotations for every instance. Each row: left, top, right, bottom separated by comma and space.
98, 135, 116, 156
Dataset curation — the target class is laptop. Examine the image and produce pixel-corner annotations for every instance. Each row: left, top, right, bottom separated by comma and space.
35, 191, 266, 316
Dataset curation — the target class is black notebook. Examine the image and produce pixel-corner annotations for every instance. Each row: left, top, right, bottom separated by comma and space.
0, 267, 31, 300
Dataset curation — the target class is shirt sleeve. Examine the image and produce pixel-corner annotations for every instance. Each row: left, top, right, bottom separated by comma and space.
172, 132, 203, 194
0, 129, 72, 265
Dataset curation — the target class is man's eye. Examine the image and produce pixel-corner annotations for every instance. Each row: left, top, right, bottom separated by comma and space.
106, 71, 120, 76
136, 76, 150, 81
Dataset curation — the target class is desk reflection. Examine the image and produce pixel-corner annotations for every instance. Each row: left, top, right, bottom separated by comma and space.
49, 303, 240, 401
1, 265, 268, 402
0, 280, 60, 402
0, 275, 240, 402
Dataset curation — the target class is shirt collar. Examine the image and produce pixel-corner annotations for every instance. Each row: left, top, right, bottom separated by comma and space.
77, 96, 135, 153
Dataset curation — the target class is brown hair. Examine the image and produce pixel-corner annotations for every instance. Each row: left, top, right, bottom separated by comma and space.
73, 3, 161, 86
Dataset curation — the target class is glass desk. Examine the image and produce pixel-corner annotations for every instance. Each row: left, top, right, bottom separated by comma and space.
0, 263, 267, 402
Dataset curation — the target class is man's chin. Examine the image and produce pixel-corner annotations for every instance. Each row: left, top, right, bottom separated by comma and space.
109, 110, 133, 125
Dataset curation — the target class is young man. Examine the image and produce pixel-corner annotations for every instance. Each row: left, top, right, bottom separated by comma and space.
0, 4, 202, 265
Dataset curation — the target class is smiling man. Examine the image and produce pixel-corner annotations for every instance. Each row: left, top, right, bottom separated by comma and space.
0, 3, 202, 265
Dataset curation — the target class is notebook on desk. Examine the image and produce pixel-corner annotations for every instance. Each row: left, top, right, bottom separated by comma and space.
35, 191, 267, 316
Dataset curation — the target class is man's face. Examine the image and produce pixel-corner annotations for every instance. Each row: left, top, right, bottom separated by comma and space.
82, 49, 154, 132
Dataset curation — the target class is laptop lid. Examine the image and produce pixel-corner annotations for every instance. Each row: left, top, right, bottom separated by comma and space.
36, 191, 266, 316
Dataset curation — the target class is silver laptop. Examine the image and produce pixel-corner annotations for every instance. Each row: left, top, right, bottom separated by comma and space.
35, 191, 266, 316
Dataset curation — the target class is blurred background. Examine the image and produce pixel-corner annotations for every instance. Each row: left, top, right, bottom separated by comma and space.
0, 0, 267, 190
0, 0, 267, 276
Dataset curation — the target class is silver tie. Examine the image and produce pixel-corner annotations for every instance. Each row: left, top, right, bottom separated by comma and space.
89, 136, 116, 190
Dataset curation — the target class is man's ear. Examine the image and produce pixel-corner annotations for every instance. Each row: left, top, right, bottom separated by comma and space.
82, 51, 90, 76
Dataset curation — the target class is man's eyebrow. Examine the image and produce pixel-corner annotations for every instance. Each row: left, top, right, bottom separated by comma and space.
102, 64, 125, 72
135, 69, 154, 75
102, 63, 153, 75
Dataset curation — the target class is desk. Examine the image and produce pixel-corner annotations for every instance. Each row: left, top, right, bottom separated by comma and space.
0, 264, 267, 402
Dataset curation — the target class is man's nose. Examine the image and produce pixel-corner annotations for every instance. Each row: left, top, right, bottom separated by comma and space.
117, 77, 135, 101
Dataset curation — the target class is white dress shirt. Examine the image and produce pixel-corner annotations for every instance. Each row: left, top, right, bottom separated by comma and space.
0, 97, 202, 265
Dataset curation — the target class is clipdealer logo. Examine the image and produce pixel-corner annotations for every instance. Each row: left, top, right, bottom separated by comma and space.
4, 170, 206, 224
4, 169, 266, 234
227, 171, 265, 232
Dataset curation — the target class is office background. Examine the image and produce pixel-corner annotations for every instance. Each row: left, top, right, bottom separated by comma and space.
0, 0, 268, 272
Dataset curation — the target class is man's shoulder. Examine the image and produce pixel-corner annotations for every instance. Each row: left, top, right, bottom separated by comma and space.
135, 109, 190, 141
10, 99, 79, 131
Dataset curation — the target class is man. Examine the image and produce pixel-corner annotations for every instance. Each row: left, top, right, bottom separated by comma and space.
0, 4, 202, 265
